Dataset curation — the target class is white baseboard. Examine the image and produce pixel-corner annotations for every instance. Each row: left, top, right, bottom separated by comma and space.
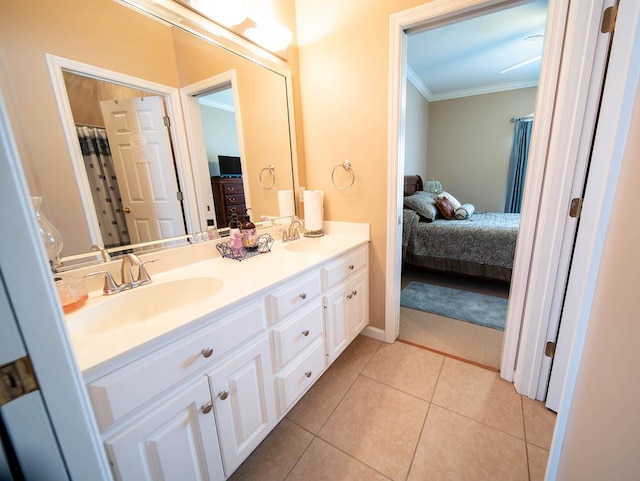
361, 325, 388, 342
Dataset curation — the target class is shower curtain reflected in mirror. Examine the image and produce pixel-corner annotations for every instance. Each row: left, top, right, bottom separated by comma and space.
76, 125, 130, 248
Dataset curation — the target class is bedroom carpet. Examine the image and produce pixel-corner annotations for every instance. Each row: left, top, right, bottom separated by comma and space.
400, 281, 508, 330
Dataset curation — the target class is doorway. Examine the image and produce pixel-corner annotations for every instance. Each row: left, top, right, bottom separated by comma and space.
387, 0, 616, 402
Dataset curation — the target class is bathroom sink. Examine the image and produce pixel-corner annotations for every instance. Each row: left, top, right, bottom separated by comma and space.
284, 235, 345, 253
67, 277, 224, 335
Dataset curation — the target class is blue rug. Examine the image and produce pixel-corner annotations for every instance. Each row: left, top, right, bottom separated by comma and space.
400, 282, 507, 330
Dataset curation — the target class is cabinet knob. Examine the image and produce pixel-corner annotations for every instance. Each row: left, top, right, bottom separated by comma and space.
201, 347, 214, 358
218, 390, 229, 400
299, 293, 307, 300
304, 371, 312, 378
201, 401, 213, 414
348, 264, 354, 270
301, 330, 310, 337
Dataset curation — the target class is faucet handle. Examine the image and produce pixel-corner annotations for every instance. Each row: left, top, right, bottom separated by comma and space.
84, 271, 121, 295
137, 259, 159, 285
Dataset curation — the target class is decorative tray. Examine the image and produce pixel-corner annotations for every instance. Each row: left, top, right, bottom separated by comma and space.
216, 233, 274, 261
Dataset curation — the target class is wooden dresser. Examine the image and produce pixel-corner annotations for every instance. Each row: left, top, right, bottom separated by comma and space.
211, 176, 247, 227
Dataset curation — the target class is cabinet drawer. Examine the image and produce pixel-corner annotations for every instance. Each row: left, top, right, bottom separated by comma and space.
275, 338, 325, 415
267, 271, 322, 324
225, 194, 245, 206
272, 299, 324, 370
222, 183, 244, 195
88, 301, 266, 432
321, 245, 368, 290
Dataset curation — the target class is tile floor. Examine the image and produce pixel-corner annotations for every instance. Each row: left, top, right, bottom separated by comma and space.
229, 335, 556, 481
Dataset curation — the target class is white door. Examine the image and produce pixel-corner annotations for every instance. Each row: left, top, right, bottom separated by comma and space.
105, 377, 224, 481
100, 96, 185, 244
349, 269, 369, 339
324, 283, 350, 364
207, 336, 276, 477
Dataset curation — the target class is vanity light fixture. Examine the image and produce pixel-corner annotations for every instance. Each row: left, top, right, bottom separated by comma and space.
244, 22, 293, 52
190, 0, 247, 27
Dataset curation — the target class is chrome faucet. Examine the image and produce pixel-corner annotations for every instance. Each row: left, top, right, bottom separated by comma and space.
283, 218, 303, 242
85, 254, 158, 295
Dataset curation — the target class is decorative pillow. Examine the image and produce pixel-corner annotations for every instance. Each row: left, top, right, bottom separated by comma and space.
403, 191, 438, 222
454, 203, 475, 220
435, 197, 455, 219
438, 191, 462, 210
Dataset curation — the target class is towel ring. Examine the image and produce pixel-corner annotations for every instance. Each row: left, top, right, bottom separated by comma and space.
331, 160, 355, 190
259, 165, 276, 190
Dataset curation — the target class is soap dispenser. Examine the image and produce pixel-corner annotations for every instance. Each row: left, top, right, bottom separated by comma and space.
228, 212, 245, 257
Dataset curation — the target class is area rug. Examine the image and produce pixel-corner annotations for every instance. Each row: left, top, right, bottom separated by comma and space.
400, 282, 507, 330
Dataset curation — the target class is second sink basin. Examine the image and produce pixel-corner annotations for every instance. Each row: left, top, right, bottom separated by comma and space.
67, 277, 224, 335
284, 235, 346, 253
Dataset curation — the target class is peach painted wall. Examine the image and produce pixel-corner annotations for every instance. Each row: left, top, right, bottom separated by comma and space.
555, 85, 640, 480
295, 0, 433, 331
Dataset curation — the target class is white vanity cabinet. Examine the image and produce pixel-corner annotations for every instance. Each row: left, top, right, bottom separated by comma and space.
322, 245, 369, 364
105, 377, 225, 481
207, 335, 276, 477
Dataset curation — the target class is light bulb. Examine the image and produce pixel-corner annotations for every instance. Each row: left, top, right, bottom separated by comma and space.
191, 0, 247, 27
245, 22, 292, 52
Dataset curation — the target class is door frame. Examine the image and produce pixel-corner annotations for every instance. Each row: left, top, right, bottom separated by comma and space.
45, 54, 201, 246
386, 0, 612, 397
0, 89, 112, 480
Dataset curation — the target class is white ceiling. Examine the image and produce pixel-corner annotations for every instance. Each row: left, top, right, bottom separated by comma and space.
407, 0, 548, 101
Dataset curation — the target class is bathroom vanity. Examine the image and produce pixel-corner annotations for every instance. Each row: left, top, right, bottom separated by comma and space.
65, 226, 369, 480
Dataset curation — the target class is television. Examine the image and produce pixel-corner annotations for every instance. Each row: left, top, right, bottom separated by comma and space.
218, 155, 242, 177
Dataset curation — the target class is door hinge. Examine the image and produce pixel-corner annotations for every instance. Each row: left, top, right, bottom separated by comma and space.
569, 198, 583, 218
0, 356, 38, 406
545, 341, 557, 358
163, 115, 171, 127
176, 191, 184, 201
601, 5, 618, 33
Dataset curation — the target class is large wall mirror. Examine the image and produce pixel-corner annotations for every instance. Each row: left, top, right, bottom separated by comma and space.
0, 0, 297, 262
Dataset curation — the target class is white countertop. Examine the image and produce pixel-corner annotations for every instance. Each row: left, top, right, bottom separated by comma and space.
64, 225, 369, 379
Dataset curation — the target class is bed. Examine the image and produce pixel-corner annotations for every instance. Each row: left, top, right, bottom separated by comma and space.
402, 175, 519, 282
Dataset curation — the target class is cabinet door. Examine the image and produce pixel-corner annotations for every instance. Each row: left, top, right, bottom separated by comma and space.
105, 377, 224, 481
324, 282, 350, 365
208, 335, 276, 477
349, 269, 369, 340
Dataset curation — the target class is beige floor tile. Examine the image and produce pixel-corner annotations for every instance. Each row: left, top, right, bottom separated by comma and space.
318, 375, 428, 481
527, 443, 550, 481
522, 397, 557, 449
361, 341, 444, 401
408, 405, 528, 481
432, 358, 524, 438
285, 437, 390, 481
331, 335, 382, 373
286, 364, 359, 433
228, 418, 313, 481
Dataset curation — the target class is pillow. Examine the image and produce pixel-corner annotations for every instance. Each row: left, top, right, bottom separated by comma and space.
435, 197, 455, 219
454, 203, 475, 220
403, 191, 438, 222
438, 191, 462, 210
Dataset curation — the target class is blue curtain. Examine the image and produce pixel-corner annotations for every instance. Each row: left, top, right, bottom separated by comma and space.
504, 119, 533, 213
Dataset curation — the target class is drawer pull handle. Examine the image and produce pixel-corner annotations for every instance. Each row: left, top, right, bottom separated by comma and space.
228, 187, 235, 192
347, 293, 353, 299
229, 197, 235, 202
348, 264, 355, 270
299, 293, 307, 300
352, 290, 357, 296
201, 347, 214, 358
302, 330, 310, 337
304, 371, 312, 378
201, 401, 213, 414
218, 390, 229, 400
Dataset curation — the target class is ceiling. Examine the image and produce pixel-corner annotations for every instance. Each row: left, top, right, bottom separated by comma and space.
407, 0, 548, 101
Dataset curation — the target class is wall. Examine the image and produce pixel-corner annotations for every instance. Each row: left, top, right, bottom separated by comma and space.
427, 87, 537, 212
295, 0, 430, 331
404, 80, 429, 181
555, 84, 640, 480
199, 105, 241, 177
